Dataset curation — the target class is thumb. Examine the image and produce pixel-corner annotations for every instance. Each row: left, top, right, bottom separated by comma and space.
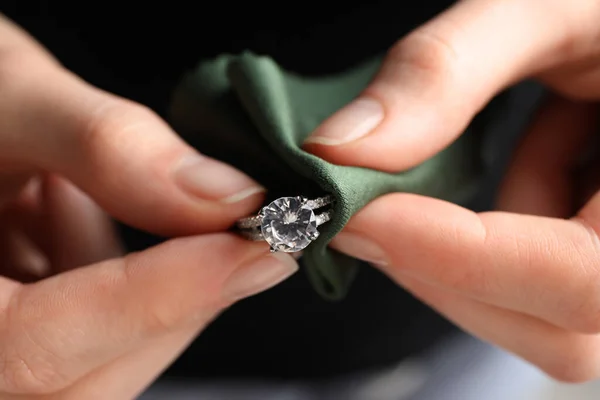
304, 0, 600, 172
0, 54, 264, 236
0, 233, 298, 395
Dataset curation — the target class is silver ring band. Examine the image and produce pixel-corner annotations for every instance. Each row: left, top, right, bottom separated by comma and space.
236, 195, 335, 252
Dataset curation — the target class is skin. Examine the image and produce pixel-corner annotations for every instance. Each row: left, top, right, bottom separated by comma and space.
2, 0, 600, 395
305, 0, 600, 384
0, 14, 299, 399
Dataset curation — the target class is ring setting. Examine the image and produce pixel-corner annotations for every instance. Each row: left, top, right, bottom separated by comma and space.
236, 195, 335, 253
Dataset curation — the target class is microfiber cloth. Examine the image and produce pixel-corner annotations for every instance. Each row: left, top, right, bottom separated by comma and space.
168, 52, 488, 300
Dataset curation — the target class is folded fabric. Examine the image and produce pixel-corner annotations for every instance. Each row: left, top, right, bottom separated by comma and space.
168, 52, 488, 300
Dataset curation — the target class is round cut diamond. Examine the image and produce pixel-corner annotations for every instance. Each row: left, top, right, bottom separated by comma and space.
260, 197, 319, 252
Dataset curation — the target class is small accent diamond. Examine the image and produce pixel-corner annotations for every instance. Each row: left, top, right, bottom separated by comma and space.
260, 197, 319, 252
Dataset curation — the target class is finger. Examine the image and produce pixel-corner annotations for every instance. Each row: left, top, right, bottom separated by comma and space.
0, 177, 47, 262
537, 54, 600, 100
0, 34, 264, 236
304, 0, 600, 171
329, 193, 600, 335
38, 174, 123, 272
394, 273, 600, 383
0, 175, 120, 274
0, 229, 49, 281
497, 97, 600, 216
51, 324, 206, 400
0, 14, 57, 60
0, 167, 35, 209
0, 233, 298, 395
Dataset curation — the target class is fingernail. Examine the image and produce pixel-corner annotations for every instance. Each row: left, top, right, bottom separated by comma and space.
174, 154, 265, 203
223, 252, 299, 301
330, 231, 388, 266
305, 97, 384, 146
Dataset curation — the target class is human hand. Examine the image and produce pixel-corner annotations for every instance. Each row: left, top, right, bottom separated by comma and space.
0, 234, 297, 400
304, 0, 600, 383
0, 15, 298, 399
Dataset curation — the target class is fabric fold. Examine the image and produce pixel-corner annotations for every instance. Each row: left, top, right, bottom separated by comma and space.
168, 52, 485, 300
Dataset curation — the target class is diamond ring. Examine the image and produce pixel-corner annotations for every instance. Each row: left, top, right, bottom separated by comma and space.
236, 195, 335, 253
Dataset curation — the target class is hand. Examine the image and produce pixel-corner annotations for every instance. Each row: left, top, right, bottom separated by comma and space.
305, 0, 600, 383
0, 234, 297, 400
0, 15, 298, 399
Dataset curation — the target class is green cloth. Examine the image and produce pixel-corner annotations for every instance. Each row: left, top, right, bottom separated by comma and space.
168, 52, 484, 300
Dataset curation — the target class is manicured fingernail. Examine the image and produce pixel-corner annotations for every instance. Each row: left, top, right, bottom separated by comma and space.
330, 231, 388, 266
174, 154, 265, 203
305, 97, 384, 146
223, 252, 299, 301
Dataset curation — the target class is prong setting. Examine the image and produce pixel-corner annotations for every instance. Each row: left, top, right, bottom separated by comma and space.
236, 195, 334, 252
297, 196, 308, 204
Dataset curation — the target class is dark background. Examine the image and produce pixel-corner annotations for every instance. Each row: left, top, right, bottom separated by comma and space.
2, 0, 543, 382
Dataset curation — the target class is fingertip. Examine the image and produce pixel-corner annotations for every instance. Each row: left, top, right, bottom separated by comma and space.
175, 189, 266, 235
172, 154, 265, 204
220, 186, 265, 204
304, 97, 385, 146
305, 132, 442, 172
160, 153, 267, 234
302, 96, 402, 171
333, 193, 483, 275
302, 92, 458, 172
222, 250, 299, 302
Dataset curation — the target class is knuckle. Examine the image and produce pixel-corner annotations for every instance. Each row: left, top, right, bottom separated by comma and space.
574, 316, 600, 336
138, 293, 221, 336
121, 253, 220, 335
385, 28, 459, 86
140, 301, 191, 334
442, 266, 487, 295
428, 219, 491, 296
565, 282, 600, 334
0, 50, 46, 86
121, 254, 182, 334
76, 99, 159, 171
138, 286, 224, 335
551, 3, 600, 63
563, 217, 600, 333
0, 51, 60, 107
436, 257, 494, 298
542, 337, 600, 383
0, 51, 25, 84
